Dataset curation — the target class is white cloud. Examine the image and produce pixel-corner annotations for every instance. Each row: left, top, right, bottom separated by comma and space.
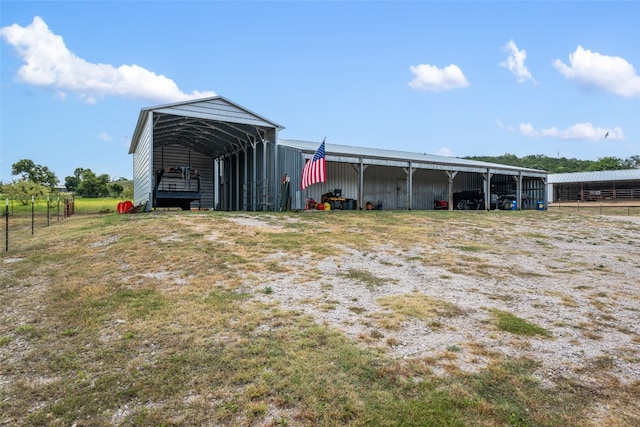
553, 45, 640, 98
519, 123, 536, 137
0, 16, 216, 103
408, 63, 469, 92
98, 132, 112, 142
436, 147, 452, 157
500, 40, 534, 83
496, 119, 515, 132
519, 122, 624, 141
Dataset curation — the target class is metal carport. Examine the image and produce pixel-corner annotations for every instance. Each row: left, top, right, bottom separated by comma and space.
128, 97, 283, 211
279, 140, 548, 211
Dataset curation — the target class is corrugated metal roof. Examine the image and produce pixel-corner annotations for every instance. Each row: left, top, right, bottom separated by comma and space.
280, 139, 547, 176
129, 96, 283, 158
548, 169, 640, 184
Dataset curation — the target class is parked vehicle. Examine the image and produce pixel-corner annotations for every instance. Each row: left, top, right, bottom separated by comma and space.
497, 193, 532, 210
434, 199, 449, 210
452, 190, 533, 210
453, 190, 499, 210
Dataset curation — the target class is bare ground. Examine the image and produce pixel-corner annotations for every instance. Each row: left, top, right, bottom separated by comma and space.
224, 213, 640, 390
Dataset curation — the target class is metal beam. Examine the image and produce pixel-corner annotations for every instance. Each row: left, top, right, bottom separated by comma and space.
446, 171, 458, 211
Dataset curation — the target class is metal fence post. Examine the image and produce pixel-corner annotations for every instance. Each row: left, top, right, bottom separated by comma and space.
31, 195, 35, 235
5, 198, 8, 252
47, 195, 50, 226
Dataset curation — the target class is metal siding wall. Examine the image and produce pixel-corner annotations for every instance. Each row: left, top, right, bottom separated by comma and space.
277, 145, 307, 210
453, 172, 484, 193
272, 145, 549, 211
363, 165, 406, 210
522, 178, 545, 207
191, 153, 214, 209
152, 145, 213, 209
412, 169, 450, 209
267, 141, 275, 208
133, 113, 152, 207
298, 162, 360, 206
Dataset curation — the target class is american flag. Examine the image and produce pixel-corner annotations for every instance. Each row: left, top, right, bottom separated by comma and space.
300, 139, 326, 189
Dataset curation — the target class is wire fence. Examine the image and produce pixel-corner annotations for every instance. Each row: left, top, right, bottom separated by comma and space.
2, 198, 75, 252
548, 202, 640, 217
3, 197, 638, 252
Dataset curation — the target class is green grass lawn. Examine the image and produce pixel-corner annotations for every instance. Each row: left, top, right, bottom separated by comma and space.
1, 196, 124, 216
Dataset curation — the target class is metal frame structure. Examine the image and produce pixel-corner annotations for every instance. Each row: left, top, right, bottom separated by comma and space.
129, 97, 548, 211
281, 140, 548, 211
548, 169, 640, 203
129, 97, 283, 211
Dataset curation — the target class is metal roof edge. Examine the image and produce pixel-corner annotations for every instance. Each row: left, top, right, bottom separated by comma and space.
139, 95, 284, 129
279, 139, 547, 175
548, 169, 640, 184
129, 96, 284, 154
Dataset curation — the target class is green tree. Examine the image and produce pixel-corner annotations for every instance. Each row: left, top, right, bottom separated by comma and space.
587, 157, 624, 171
622, 155, 640, 169
64, 168, 86, 192
11, 159, 58, 188
4, 180, 49, 205
75, 169, 110, 197
122, 185, 134, 200
109, 182, 124, 197
463, 153, 640, 173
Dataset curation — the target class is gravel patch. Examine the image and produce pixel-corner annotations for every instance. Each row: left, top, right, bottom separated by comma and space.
250, 214, 640, 387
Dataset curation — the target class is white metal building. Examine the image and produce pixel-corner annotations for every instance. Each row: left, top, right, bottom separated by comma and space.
548, 169, 640, 203
129, 96, 548, 211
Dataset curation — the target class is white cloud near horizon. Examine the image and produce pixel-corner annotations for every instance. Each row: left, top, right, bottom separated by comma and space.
0, 16, 216, 104
553, 46, 640, 98
500, 40, 534, 83
519, 122, 624, 141
408, 63, 469, 92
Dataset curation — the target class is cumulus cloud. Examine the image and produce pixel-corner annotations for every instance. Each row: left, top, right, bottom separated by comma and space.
519, 122, 624, 141
98, 132, 112, 142
0, 16, 216, 103
408, 63, 469, 92
553, 45, 640, 98
500, 40, 534, 83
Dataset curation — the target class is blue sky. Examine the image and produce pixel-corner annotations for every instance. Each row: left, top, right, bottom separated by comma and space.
1, 1, 639, 183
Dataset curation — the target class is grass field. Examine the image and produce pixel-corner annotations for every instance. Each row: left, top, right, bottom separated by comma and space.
1, 209, 639, 426
0, 196, 122, 215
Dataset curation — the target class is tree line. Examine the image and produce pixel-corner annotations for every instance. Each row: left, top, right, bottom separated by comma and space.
0, 159, 132, 204
463, 154, 640, 174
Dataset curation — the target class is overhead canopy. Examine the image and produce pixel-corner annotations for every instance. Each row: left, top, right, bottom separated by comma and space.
128, 96, 284, 158
548, 169, 640, 184
281, 139, 548, 177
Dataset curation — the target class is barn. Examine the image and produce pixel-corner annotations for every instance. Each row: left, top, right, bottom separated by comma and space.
548, 169, 640, 203
128, 96, 548, 211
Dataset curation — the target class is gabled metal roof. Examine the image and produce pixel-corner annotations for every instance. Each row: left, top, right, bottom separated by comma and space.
548, 169, 640, 184
280, 139, 548, 177
129, 96, 284, 158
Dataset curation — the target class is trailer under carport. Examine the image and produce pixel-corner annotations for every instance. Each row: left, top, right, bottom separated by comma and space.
128, 97, 283, 211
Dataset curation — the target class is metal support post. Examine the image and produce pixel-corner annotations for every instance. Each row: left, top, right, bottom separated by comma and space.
5, 198, 8, 252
